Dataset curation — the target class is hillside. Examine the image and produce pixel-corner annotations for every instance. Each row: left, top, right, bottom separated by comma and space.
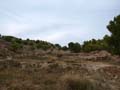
0, 35, 120, 90
0, 34, 112, 58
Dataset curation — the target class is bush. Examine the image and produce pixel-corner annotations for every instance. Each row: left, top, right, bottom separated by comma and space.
10, 42, 23, 52
82, 39, 109, 52
59, 74, 97, 90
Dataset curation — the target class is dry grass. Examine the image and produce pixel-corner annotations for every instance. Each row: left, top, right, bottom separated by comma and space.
0, 54, 119, 90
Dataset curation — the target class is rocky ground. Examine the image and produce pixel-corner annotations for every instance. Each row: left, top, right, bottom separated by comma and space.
0, 51, 120, 90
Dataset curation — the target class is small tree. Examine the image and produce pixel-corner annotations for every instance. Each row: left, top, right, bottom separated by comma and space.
68, 42, 81, 53
55, 44, 61, 50
36, 40, 40, 44
62, 46, 68, 51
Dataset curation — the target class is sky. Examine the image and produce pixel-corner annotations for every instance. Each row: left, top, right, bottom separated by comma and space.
0, 0, 120, 45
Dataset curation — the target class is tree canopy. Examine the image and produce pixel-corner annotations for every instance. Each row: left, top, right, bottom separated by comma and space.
107, 15, 120, 55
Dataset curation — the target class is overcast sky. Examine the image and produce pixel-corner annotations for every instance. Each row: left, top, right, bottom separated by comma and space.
0, 0, 120, 45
